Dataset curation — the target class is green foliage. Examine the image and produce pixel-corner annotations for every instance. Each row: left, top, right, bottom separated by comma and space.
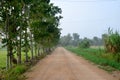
103, 28, 120, 53
92, 36, 103, 46
0, 0, 62, 79
66, 47, 120, 70
10, 65, 27, 75
0, 0, 62, 69
79, 38, 90, 48
59, 34, 72, 46
72, 33, 80, 46
59, 33, 103, 47
102, 28, 120, 62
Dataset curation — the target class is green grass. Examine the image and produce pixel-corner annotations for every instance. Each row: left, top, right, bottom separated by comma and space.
66, 47, 120, 71
0, 49, 44, 80
4, 65, 27, 80
0, 49, 32, 69
0, 50, 6, 68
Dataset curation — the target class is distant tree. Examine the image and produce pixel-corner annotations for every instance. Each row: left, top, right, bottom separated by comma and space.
72, 33, 80, 46
59, 33, 72, 46
79, 37, 90, 48
102, 33, 108, 45
91, 36, 103, 46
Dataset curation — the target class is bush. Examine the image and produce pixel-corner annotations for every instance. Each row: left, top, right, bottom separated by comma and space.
79, 38, 90, 48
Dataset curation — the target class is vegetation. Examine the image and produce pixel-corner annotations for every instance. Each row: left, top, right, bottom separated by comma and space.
102, 28, 120, 62
0, 0, 62, 68
3, 65, 27, 80
0, 0, 119, 79
59, 33, 103, 47
0, 50, 6, 68
66, 28, 120, 71
0, 50, 33, 68
0, 0, 62, 79
66, 47, 120, 71
79, 37, 90, 48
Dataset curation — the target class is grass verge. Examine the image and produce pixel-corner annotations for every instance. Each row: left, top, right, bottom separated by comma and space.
3, 65, 28, 80
66, 47, 120, 72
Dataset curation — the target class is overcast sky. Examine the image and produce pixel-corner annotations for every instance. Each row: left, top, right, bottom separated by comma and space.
51, 0, 120, 38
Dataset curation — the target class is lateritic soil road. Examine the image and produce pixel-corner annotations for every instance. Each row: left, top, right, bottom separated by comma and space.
25, 47, 118, 80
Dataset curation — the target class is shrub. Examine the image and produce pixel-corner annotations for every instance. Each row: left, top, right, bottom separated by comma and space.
79, 38, 90, 48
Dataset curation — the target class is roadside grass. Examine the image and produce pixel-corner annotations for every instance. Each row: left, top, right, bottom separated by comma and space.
66, 47, 120, 71
3, 65, 28, 80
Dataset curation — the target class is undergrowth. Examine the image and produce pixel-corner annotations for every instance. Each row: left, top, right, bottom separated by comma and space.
3, 65, 27, 80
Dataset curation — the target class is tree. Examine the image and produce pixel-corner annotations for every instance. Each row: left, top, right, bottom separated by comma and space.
0, 0, 62, 69
30, 0, 62, 56
72, 33, 80, 46
0, 0, 23, 68
91, 36, 103, 46
59, 34, 72, 46
79, 37, 90, 48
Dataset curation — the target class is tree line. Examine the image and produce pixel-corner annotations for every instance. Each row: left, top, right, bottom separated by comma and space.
60, 29, 120, 61
59, 33, 103, 47
0, 0, 62, 69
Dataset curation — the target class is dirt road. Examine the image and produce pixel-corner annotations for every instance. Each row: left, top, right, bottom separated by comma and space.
25, 47, 118, 80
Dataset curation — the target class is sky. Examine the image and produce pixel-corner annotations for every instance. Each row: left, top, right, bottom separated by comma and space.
51, 0, 120, 38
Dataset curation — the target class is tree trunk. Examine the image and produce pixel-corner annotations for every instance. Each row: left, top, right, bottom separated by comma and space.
25, 28, 28, 62
17, 44, 21, 64
5, 13, 9, 70
8, 42, 13, 68
6, 45, 9, 70
30, 33, 34, 59
35, 42, 37, 58
37, 46, 40, 56
17, 23, 22, 64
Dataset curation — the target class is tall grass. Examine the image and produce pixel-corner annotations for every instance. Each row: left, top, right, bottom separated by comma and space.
66, 47, 120, 70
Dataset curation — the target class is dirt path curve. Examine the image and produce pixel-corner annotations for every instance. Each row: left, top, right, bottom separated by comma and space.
25, 47, 118, 80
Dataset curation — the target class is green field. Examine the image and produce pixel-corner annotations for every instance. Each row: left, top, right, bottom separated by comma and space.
0, 50, 6, 68
66, 47, 120, 71
0, 49, 32, 69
